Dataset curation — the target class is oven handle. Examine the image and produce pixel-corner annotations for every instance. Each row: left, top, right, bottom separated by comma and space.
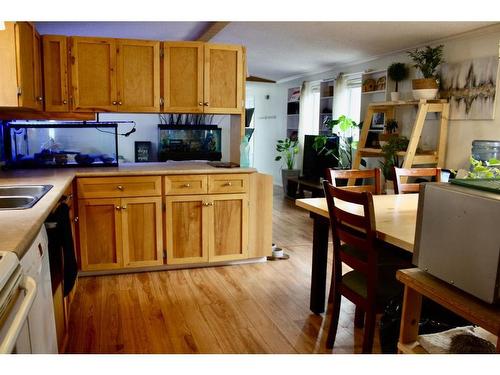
0, 276, 37, 354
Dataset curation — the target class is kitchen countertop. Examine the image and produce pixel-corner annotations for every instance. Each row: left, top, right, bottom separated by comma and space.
0, 161, 257, 258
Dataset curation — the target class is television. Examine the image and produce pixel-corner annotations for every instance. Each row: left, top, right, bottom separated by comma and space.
301, 134, 339, 182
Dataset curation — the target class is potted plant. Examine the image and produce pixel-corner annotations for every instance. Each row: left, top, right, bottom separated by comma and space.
407, 45, 444, 100
378, 118, 399, 146
387, 62, 409, 101
275, 138, 300, 196
379, 136, 410, 193
313, 115, 359, 170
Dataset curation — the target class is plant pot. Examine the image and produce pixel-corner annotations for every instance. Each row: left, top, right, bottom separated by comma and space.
281, 169, 300, 197
385, 180, 395, 195
411, 78, 439, 100
390, 92, 400, 101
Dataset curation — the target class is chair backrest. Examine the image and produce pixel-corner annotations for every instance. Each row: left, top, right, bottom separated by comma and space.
393, 167, 442, 194
325, 168, 382, 195
322, 180, 378, 277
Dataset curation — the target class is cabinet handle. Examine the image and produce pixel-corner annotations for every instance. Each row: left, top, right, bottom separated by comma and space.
121, 205, 127, 210
112, 101, 117, 105
208, 202, 214, 206
118, 101, 122, 105
116, 205, 121, 210
63, 99, 68, 104
183, 183, 191, 188
225, 182, 233, 187
117, 185, 124, 191
74, 216, 79, 223
198, 102, 203, 106
37, 96, 43, 102
203, 101, 209, 106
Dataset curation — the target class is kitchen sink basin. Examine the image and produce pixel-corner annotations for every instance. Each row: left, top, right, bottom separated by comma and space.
0, 185, 53, 210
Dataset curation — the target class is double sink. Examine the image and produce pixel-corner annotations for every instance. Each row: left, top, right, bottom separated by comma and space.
0, 185, 53, 210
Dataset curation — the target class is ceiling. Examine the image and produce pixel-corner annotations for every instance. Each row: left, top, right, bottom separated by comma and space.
35, 21, 498, 82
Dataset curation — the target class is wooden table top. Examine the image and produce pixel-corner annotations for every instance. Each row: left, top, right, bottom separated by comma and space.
296, 194, 419, 252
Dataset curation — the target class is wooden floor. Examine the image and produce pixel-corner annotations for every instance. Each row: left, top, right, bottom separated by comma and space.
65, 186, 382, 354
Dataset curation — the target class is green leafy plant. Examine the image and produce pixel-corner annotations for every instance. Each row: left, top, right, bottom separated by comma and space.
407, 45, 444, 79
379, 136, 410, 180
384, 119, 398, 134
313, 115, 359, 169
387, 62, 409, 92
467, 157, 500, 178
275, 138, 299, 170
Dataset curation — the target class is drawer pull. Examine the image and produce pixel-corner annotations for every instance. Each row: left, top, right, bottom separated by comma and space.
121, 205, 127, 210
116, 205, 121, 210
225, 182, 233, 187
117, 185, 124, 191
183, 183, 191, 188
203, 202, 214, 207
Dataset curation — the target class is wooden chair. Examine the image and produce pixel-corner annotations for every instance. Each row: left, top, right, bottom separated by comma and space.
325, 168, 382, 195
393, 167, 442, 194
322, 180, 404, 353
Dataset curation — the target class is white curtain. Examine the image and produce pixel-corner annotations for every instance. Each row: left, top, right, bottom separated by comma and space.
295, 80, 322, 171
333, 73, 348, 120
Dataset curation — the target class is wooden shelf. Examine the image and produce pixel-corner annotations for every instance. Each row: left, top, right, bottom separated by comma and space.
362, 90, 386, 95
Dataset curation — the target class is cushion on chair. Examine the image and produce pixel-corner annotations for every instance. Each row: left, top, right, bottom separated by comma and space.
342, 269, 403, 304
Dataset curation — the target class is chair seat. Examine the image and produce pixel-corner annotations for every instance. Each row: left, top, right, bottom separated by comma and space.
342, 269, 403, 303
340, 242, 411, 267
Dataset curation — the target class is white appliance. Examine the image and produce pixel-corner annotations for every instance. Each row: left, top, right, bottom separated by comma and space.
0, 251, 36, 353
19, 225, 58, 353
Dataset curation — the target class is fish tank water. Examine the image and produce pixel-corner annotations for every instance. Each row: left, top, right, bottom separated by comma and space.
158, 125, 222, 161
3, 122, 119, 168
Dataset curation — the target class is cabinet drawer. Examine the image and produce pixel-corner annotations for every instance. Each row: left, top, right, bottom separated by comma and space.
77, 176, 161, 198
208, 174, 249, 194
165, 175, 208, 195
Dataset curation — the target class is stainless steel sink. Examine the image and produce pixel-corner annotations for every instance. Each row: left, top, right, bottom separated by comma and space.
0, 185, 53, 210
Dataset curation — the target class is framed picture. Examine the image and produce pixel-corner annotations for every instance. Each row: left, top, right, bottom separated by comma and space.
371, 112, 385, 129
135, 141, 152, 162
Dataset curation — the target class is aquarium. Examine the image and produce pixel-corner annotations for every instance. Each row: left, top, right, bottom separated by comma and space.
158, 125, 222, 161
3, 122, 119, 168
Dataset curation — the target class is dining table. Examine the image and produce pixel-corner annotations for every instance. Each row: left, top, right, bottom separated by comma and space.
295, 193, 419, 314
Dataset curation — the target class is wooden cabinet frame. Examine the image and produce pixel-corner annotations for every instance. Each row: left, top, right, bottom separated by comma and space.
42, 35, 70, 112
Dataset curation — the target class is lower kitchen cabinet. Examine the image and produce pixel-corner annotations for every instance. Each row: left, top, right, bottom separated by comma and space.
78, 198, 123, 271
165, 194, 248, 265
165, 195, 208, 264
78, 196, 163, 271
121, 197, 163, 268
209, 194, 248, 262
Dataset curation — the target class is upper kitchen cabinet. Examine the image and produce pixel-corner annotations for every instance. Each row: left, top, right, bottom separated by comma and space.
0, 22, 43, 110
42, 35, 70, 112
161, 42, 244, 114
116, 39, 160, 112
70, 37, 117, 112
162, 41, 204, 113
70, 37, 160, 113
203, 44, 244, 114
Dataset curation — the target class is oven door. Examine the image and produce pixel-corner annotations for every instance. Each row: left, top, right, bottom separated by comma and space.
0, 277, 37, 354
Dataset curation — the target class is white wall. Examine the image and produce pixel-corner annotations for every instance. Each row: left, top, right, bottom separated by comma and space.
98, 113, 231, 163
246, 82, 287, 185
276, 25, 500, 170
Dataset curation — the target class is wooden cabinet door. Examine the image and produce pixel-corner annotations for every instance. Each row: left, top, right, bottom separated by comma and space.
203, 44, 243, 114
78, 198, 122, 271
15, 22, 38, 109
208, 194, 248, 262
117, 39, 160, 112
43, 35, 70, 112
33, 31, 44, 111
165, 195, 208, 264
70, 37, 117, 112
121, 197, 163, 268
162, 41, 204, 113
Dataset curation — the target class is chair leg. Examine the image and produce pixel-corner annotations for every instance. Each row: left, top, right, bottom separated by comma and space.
361, 309, 376, 354
326, 289, 341, 349
354, 306, 364, 328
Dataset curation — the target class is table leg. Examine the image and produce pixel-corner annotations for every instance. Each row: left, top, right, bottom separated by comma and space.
310, 213, 330, 314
